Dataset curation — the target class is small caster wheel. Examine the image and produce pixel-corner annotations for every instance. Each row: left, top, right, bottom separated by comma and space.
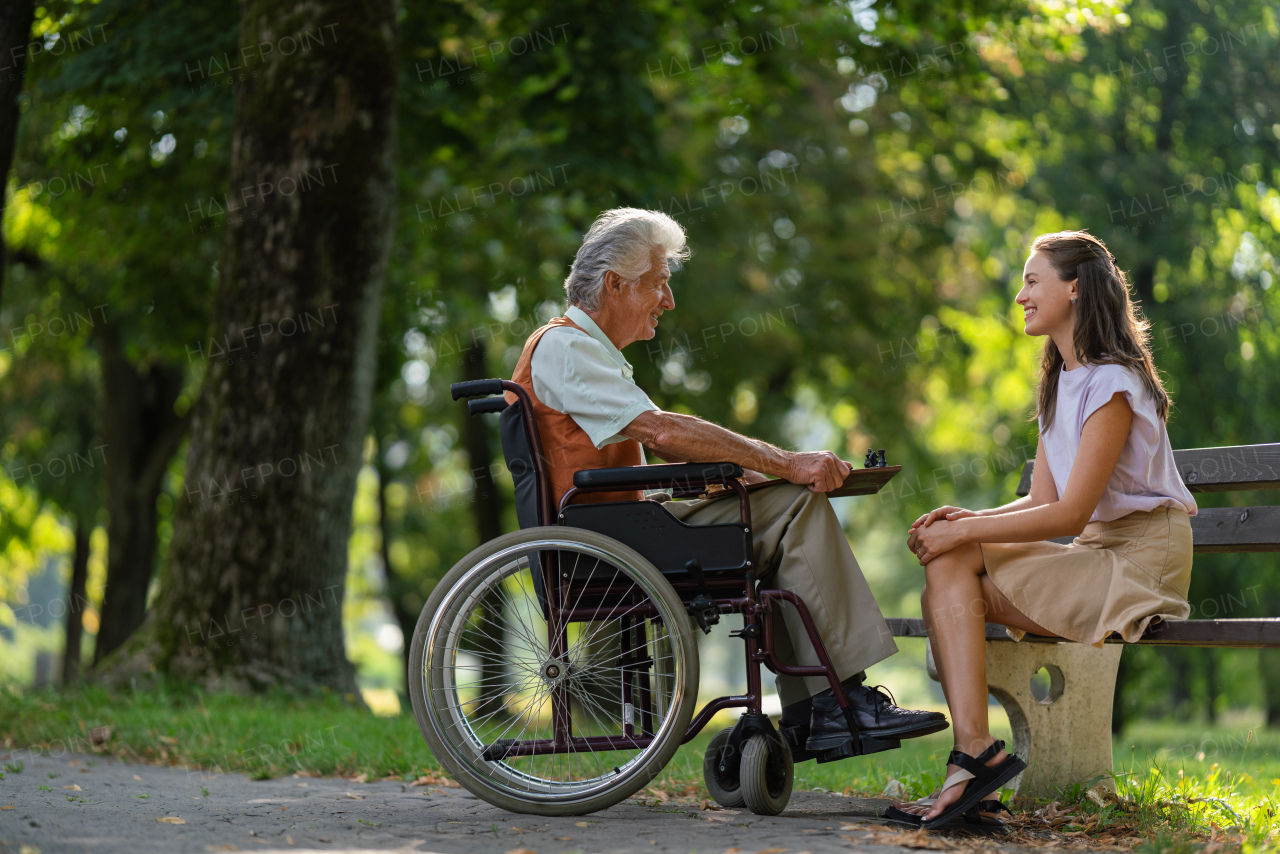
740, 733, 793, 816
702, 727, 745, 808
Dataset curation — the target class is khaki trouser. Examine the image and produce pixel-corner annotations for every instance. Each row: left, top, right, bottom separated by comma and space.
663, 482, 899, 707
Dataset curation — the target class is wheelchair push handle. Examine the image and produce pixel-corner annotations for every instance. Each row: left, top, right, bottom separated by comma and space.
450, 379, 506, 400
468, 397, 509, 416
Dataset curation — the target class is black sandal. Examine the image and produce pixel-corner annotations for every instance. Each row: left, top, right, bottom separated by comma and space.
884, 797, 1012, 835
919, 739, 1026, 831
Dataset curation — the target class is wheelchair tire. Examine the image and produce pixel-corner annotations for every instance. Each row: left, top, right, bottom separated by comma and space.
408, 526, 699, 816
739, 734, 793, 816
702, 728, 746, 808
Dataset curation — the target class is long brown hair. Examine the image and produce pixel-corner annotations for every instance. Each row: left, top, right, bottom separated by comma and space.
1031, 231, 1169, 431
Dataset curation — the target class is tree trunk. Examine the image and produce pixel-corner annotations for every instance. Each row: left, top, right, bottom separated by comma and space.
461, 341, 509, 716
61, 517, 91, 684
137, 0, 398, 693
1263, 649, 1280, 729
373, 439, 418, 689
94, 325, 188, 664
1202, 648, 1217, 725
1110, 647, 1126, 735
1166, 648, 1191, 720
0, 0, 36, 309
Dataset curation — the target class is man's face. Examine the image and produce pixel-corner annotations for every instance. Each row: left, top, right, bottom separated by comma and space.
615, 247, 675, 345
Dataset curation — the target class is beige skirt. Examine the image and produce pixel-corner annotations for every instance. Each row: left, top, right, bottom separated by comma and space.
981, 506, 1192, 647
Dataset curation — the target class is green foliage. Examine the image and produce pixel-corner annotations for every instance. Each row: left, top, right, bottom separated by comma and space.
1, 0, 1276, 722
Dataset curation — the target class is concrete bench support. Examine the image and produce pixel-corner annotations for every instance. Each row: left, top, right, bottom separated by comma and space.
926, 639, 1122, 798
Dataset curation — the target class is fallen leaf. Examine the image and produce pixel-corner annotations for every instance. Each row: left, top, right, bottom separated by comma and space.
410, 773, 460, 788
505, 849, 538, 854
62, 785, 81, 791
132, 775, 143, 781
348, 772, 368, 783
156, 816, 186, 824
575, 821, 590, 827
316, 839, 330, 844
757, 848, 789, 854
158, 736, 178, 745
1, 805, 15, 810
344, 792, 364, 800
89, 726, 110, 746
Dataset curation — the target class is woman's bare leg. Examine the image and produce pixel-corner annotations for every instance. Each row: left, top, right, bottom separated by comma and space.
899, 544, 1057, 820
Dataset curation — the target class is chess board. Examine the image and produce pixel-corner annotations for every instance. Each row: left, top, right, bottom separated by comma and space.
743, 465, 901, 498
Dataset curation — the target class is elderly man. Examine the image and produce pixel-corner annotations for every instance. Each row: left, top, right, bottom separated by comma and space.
509, 207, 945, 750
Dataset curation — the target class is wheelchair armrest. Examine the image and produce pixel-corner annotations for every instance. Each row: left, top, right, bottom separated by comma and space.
572, 462, 743, 491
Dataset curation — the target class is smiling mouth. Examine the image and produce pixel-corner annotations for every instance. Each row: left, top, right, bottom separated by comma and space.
1024, 308, 1038, 321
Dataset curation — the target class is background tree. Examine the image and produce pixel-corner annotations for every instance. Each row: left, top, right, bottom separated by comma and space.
125, 0, 400, 693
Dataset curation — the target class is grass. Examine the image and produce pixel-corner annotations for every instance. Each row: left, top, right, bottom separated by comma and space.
2, 683, 1277, 850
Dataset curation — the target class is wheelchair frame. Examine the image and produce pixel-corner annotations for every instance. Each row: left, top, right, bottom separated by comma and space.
408, 379, 899, 816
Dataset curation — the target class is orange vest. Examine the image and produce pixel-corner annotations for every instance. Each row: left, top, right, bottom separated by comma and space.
507, 316, 645, 509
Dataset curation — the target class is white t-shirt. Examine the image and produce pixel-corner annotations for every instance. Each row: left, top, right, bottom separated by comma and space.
1039, 362, 1197, 522
529, 306, 659, 450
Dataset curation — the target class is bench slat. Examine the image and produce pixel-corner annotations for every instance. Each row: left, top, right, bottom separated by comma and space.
1016, 443, 1280, 496
1190, 506, 1280, 552
887, 617, 1280, 647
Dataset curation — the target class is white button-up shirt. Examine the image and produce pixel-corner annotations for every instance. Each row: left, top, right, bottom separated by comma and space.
530, 305, 659, 450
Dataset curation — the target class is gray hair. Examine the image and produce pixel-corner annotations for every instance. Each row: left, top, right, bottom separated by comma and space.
564, 208, 690, 311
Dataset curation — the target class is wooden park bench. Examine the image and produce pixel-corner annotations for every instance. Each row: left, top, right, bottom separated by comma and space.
887, 442, 1280, 797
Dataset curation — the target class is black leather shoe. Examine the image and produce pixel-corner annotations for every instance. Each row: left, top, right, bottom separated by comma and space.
806, 684, 948, 750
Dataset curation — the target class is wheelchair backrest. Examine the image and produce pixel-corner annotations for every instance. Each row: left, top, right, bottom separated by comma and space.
499, 399, 545, 529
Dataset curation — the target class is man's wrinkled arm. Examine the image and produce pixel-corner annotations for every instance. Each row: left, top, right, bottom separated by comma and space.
622, 410, 792, 480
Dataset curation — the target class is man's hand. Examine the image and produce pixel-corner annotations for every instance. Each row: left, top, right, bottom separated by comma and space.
787, 451, 850, 493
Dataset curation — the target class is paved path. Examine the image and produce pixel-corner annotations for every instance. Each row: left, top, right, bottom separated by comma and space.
2, 750, 1053, 853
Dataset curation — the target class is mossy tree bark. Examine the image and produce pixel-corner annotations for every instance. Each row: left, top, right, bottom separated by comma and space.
123, 0, 398, 693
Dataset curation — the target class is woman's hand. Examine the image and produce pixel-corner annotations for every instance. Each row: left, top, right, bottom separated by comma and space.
909, 506, 978, 558
910, 505, 972, 531
907, 518, 970, 566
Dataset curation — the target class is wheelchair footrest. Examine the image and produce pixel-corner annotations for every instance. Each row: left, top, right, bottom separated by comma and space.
780, 724, 902, 764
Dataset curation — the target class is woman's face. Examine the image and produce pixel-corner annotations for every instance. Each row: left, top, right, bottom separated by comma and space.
1015, 250, 1077, 337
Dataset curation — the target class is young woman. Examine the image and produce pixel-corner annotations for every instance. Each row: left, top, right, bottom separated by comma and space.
889, 230, 1197, 831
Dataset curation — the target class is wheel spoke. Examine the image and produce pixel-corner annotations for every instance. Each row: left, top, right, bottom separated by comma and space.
415, 534, 694, 806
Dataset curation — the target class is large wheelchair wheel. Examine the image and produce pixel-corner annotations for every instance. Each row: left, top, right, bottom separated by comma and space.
408, 526, 700, 816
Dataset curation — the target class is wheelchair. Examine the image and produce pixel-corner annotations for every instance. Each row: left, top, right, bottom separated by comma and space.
407, 378, 904, 816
